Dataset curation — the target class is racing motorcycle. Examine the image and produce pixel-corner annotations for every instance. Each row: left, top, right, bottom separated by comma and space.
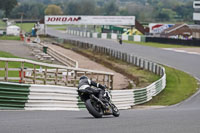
78, 88, 120, 118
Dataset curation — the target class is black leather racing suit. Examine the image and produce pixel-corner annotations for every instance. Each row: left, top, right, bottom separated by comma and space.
78, 78, 105, 101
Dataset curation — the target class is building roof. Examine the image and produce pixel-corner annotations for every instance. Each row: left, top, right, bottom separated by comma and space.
164, 23, 188, 34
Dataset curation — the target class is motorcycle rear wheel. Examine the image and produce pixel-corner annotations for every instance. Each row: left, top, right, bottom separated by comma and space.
85, 99, 103, 118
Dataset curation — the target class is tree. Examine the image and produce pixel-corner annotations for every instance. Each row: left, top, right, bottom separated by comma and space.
156, 8, 176, 22
173, 1, 193, 22
104, 0, 119, 15
119, 3, 154, 22
64, 1, 80, 15
0, 10, 4, 18
9, 3, 45, 19
44, 4, 63, 15
78, 0, 96, 15
0, 0, 17, 17
64, 0, 96, 15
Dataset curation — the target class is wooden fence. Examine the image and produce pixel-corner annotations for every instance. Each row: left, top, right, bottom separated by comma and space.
0, 57, 114, 89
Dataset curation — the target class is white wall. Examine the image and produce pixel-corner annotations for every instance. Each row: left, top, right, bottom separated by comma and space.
193, 13, 200, 21
101, 33, 107, 39
111, 33, 117, 39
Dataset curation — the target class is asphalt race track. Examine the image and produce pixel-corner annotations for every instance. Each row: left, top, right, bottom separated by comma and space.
0, 28, 200, 133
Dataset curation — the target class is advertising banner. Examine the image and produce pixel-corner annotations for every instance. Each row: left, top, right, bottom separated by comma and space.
149, 23, 174, 34
45, 16, 135, 25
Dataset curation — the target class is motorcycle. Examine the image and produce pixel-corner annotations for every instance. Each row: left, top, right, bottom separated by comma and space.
118, 38, 122, 44
78, 88, 120, 118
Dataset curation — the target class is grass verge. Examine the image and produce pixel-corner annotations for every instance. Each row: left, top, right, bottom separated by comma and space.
0, 20, 6, 29
124, 40, 196, 48
47, 25, 67, 27
0, 36, 21, 40
56, 27, 67, 31
58, 42, 160, 89
0, 51, 40, 78
144, 66, 198, 105
16, 23, 35, 33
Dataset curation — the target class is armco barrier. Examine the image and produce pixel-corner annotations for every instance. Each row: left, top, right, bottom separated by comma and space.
111, 72, 166, 109
66, 29, 145, 42
0, 75, 165, 110
0, 82, 85, 110
0, 82, 30, 110
25, 84, 83, 111
146, 37, 200, 46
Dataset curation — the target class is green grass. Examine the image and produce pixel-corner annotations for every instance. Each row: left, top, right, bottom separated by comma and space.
0, 36, 21, 40
0, 20, 6, 29
124, 41, 196, 48
47, 25, 67, 31
144, 66, 198, 105
0, 50, 18, 58
56, 27, 67, 31
0, 50, 36, 67
16, 23, 35, 33
0, 51, 39, 78
47, 25, 67, 27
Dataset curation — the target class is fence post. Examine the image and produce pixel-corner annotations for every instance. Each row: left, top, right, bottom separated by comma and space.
128, 54, 130, 63
107, 75, 110, 89
21, 62, 24, 83
114, 50, 117, 58
33, 64, 36, 84
151, 63, 154, 73
44, 67, 47, 85
148, 62, 150, 71
55, 68, 58, 85
139, 59, 142, 67
125, 53, 128, 62
132, 55, 135, 65
135, 57, 138, 66
5, 61, 8, 82
143, 60, 146, 69
117, 51, 119, 59
158, 66, 161, 76
103, 75, 105, 85
96, 74, 99, 83
65, 69, 69, 86
155, 65, 158, 75
74, 70, 77, 87
110, 75, 114, 90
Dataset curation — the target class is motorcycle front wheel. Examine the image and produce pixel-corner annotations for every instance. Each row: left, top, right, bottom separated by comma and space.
85, 99, 103, 118
111, 104, 120, 117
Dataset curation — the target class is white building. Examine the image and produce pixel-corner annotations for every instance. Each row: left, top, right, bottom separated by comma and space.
6, 25, 20, 36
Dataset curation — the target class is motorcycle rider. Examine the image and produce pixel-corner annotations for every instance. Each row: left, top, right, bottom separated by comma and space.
78, 76, 106, 102
118, 37, 122, 44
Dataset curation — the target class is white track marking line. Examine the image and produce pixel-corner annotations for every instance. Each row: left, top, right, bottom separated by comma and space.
162, 48, 200, 55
